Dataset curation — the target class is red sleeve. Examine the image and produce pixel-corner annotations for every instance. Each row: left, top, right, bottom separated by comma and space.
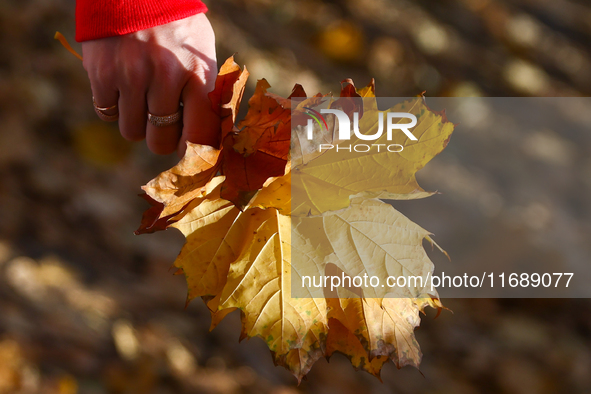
75, 0, 208, 42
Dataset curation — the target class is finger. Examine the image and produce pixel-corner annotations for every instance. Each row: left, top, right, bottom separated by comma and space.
87, 72, 119, 120
117, 87, 148, 142
146, 77, 184, 155
178, 73, 221, 156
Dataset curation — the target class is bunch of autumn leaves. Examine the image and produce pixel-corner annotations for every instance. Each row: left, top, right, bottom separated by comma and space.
136, 57, 453, 381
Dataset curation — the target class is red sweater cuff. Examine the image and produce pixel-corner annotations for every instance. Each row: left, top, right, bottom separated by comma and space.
75, 0, 208, 42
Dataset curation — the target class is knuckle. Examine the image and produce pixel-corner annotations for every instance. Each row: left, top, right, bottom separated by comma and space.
187, 55, 217, 88
123, 64, 149, 87
94, 63, 116, 85
154, 51, 184, 86
117, 54, 149, 87
192, 63, 208, 82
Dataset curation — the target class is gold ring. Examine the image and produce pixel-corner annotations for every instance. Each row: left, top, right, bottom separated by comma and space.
147, 107, 183, 127
93, 97, 119, 122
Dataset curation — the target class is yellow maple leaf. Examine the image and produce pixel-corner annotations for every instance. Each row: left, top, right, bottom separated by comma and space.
325, 317, 389, 377
216, 209, 328, 379
169, 185, 442, 380
138, 58, 453, 381
320, 198, 439, 299
142, 144, 222, 219
169, 177, 238, 301
291, 86, 454, 216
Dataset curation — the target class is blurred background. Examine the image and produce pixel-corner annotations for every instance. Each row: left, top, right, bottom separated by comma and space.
1, 0, 591, 393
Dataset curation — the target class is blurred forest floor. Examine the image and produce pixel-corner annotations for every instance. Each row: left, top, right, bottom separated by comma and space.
1, 0, 591, 393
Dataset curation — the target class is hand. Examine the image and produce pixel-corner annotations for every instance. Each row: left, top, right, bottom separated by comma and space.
81, 13, 219, 156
